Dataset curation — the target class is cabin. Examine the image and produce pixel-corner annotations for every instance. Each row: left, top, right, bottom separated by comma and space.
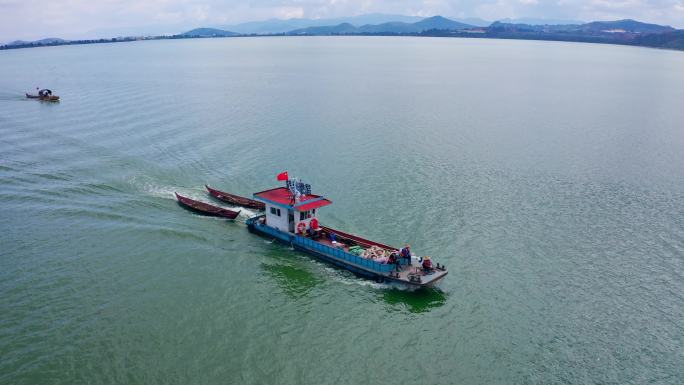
253, 187, 332, 234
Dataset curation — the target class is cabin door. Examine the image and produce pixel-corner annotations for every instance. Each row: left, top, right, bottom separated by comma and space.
288, 210, 295, 233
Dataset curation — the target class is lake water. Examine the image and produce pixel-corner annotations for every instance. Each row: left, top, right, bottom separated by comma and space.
1, 37, 683, 384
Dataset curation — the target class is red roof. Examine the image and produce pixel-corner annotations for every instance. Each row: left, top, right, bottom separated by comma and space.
253, 187, 332, 211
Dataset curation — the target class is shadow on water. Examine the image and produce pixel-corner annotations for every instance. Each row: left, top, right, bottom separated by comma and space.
381, 287, 448, 314
261, 262, 322, 299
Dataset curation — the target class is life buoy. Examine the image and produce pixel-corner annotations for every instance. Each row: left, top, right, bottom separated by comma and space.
297, 222, 306, 234
310, 218, 319, 229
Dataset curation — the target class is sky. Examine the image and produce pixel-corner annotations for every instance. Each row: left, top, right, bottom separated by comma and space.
1, 0, 683, 42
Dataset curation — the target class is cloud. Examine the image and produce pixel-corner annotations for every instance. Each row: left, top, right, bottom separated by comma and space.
1, 0, 683, 42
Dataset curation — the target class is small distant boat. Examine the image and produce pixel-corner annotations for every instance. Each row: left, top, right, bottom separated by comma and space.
175, 192, 240, 219
26, 89, 60, 102
206, 185, 265, 210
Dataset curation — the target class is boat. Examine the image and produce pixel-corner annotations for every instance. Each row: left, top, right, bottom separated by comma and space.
26, 93, 60, 101
245, 178, 448, 287
26, 92, 60, 102
205, 185, 265, 210
175, 192, 240, 219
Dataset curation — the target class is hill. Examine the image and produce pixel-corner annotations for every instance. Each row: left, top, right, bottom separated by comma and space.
7, 38, 67, 46
487, 19, 676, 35
413, 16, 473, 31
179, 28, 238, 37
580, 19, 674, 33
289, 23, 359, 35
632, 30, 684, 49
497, 18, 584, 26
357, 22, 419, 34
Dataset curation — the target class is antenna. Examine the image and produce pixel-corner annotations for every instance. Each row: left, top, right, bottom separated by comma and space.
286, 178, 312, 205
286, 179, 296, 205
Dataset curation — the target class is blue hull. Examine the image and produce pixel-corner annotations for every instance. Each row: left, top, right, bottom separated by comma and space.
246, 215, 447, 286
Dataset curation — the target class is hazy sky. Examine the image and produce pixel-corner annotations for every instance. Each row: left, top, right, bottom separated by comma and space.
1, 0, 683, 42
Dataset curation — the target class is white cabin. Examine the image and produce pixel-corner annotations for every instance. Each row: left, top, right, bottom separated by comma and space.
253, 187, 332, 234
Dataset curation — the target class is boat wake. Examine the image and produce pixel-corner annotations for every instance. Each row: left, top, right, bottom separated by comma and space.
236, 207, 259, 219
321, 266, 421, 291
0, 88, 28, 101
129, 177, 182, 200
129, 176, 259, 220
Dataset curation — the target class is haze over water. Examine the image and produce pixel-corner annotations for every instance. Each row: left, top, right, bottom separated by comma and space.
1, 37, 683, 384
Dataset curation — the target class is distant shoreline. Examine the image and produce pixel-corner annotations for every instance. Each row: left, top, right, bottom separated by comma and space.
2, 30, 683, 53
4, 16, 683, 52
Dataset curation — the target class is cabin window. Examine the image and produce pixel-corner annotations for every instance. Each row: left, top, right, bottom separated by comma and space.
299, 211, 307, 220
270, 207, 281, 216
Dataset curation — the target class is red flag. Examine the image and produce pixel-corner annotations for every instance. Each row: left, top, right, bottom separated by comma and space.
276, 171, 288, 181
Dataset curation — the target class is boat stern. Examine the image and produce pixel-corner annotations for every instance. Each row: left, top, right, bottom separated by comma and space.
386, 265, 448, 287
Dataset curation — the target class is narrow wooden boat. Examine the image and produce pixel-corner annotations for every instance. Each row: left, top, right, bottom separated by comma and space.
206, 185, 265, 210
175, 192, 240, 219
26, 93, 60, 101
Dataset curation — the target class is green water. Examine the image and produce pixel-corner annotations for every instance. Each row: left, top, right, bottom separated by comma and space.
1, 37, 683, 384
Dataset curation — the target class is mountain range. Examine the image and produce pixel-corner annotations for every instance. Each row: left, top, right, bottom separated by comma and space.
174, 16, 683, 50
216, 13, 426, 34
210, 15, 590, 33
178, 15, 678, 38
2, 15, 683, 51
288, 16, 473, 35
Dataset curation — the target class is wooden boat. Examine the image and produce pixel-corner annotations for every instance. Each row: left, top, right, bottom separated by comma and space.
26, 93, 60, 101
175, 192, 240, 219
206, 185, 265, 210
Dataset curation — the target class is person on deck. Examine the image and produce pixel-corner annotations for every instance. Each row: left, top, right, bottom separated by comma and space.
388, 252, 400, 271
307, 227, 321, 240
422, 256, 433, 272
400, 244, 411, 266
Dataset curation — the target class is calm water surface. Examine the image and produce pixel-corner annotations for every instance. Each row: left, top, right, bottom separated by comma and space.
1, 37, 683, 384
